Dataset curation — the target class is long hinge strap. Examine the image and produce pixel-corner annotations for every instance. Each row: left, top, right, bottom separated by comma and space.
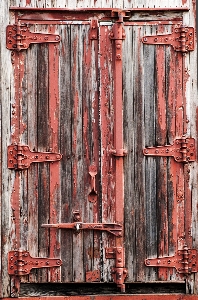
6, 24, 61, 51
145, 246, 197, 274
142, 25, 194, 53
8, 250, 62, 275
8, 145, 62, 170
143, 137, 195, 163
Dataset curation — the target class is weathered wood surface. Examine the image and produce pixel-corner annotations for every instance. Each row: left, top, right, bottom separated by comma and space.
0, 0, 197, 298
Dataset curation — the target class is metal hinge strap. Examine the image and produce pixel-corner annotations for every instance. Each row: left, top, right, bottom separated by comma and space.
142, 25, 194, 53
145, 245, 197, 274
8, 145, 62, 170
8, 250, 62, 275
143, 137, 195, 163
6, 24, 61, 51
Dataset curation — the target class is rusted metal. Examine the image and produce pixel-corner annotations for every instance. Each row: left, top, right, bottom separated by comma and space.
145, 245, 198, 275
7, 144, 62, 169
6, 24, 60, 51
8, 250, 62, 275
143, 137, 195, 162
142, 25, 194, 53
86, 270, 100, 282
42, 222, 122, 237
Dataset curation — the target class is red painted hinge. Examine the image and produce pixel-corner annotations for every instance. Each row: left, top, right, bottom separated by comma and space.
142, 25, 194, 52
145, 245, 197, 275
8, 250, 62, 275
8, 145, 62, 170
6, 24, 61, 51
143, 137, 195, 163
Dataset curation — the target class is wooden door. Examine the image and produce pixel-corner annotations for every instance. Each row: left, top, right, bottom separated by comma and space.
2, 7, 196, 298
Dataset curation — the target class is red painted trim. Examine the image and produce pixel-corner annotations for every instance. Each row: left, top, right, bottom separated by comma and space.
9, 7, 189, 11
2, 295, 198, 300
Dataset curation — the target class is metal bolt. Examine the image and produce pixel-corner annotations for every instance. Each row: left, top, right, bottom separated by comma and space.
143, 37, 147, 42
46, 155, 49, 159
55, 36, 60, 41
10, 265, 14, 269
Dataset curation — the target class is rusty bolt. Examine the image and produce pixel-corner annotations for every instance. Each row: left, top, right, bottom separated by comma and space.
110, 32, 114, 37
12, 110, 15, 115
143, 37, 147, 42
23, 147, 28, 151
46, 261, 49, 265
10, 160, 13, 164
92, 35, 96, 39
33, 36, 37, 40
24, 269, 28, 273
55, 36, 60, 41
46, 155, 49, 159
116, 44, 121, 49
10, 265, 14, 269
144, 150, 149, 154
146, 260, 150, 265
155, 150, 159, 154
44, 36, 49, 41
118, 258, 122, 262
56, 260, 61, 265
154, 38, 158, 42
122, 33, 126, 38
35, 155, 38, 159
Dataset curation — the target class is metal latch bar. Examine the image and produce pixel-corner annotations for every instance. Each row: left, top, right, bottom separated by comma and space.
6, 24, 61, 51
8, 145, 62, 170
142, 25, 194, 53
143, 137, 195, 163
42, 222, 122, 237
8, 250, 62, 275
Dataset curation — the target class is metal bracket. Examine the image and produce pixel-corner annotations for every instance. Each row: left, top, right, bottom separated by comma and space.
143, 137, 195, 163
142, 25, 194, 53
86, 270, 100, 282
110, 149, 128, 157
106, 247, 127, 292
88, 165, 97, 202
6, 24, 61, 51
8, 250, 62, 275
8, 144, 62, 170
145, 245, 197, 275
42, 222, 122, 237
89, 19, 98, 40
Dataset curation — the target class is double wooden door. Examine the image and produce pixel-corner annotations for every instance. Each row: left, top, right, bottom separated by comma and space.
2, 7, 196, 297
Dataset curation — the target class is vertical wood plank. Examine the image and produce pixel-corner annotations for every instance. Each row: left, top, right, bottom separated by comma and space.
99, 24, 115, 282
59, 24, 73, 283
71, 24, 84, 282
37, 43, 50, 283
48, 27, 61, 282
